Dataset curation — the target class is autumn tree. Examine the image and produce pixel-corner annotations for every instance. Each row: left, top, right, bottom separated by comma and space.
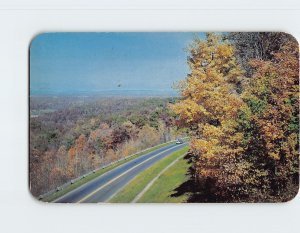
138, 124, 161, 148
171, 32, 299, 202
228, 32, 292, 77
171, 33, 247, 201
238, 37, 299, 201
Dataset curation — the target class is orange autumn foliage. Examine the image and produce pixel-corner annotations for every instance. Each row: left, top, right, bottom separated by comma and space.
171, 33, 299, 202
239, 38, 299, 201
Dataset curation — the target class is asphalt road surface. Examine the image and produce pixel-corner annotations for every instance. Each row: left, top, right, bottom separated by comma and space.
54, 142, 187, 203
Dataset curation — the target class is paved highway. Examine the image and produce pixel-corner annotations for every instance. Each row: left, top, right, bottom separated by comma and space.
54, 142, 187, 203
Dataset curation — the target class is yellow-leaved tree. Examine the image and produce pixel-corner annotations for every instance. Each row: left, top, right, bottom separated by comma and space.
170, 33, 247, 201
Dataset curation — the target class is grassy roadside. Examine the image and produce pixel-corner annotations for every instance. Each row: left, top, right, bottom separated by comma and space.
137, 156, 190, 203
110, 146, 189, 203
42, 141, 175, 202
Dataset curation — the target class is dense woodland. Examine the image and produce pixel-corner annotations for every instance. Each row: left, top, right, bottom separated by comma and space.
30, 97, 182, 196
171, 32, 299, 202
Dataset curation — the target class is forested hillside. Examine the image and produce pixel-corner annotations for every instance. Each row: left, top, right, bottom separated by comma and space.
171, 32, 299, 202
30, 97, 183, 196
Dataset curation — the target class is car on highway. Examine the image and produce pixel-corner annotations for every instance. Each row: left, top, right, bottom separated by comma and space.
175, 138, 184, 144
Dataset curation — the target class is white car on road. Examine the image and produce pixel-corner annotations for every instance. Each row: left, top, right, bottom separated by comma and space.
175, 139, 184, 144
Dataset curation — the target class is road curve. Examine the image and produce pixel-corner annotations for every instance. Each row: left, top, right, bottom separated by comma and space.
54, 142, 187, 203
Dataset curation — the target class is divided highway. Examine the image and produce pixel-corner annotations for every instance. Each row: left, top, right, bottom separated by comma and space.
54, 142, 187, 203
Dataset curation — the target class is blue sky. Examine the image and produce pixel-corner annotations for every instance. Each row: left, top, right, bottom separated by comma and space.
30, 32, 205, 96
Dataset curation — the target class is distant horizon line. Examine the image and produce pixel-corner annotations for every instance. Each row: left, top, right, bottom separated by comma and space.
30, 89, 180, 97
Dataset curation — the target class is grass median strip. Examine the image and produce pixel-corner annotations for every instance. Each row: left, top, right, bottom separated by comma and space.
42, 141, 175, 202
109, 146, 189, 203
